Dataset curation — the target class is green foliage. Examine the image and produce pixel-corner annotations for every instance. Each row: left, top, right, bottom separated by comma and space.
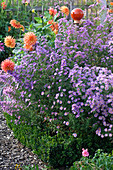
9, 11, 59, 64
11, 42, 25, 65
33, 134, 80, 168
26, 11, 57, 47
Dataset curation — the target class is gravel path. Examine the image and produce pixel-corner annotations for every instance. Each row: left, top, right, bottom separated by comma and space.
0, 83, 47, 170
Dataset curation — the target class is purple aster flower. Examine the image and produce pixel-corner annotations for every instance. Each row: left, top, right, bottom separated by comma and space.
64, 112, 68, 116
55, 93, 59, 99
66, 121, 69, 125
41, 91, 44, 95
109, 133, 112, 137
60, 106, 63, 110
72, 133, 77, 137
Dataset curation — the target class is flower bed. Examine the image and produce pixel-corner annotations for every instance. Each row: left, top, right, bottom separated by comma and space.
0, 2, 113, 169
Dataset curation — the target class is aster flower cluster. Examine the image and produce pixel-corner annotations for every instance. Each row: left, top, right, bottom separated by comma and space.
69, 64, 113, 138
55, 16, 113, 72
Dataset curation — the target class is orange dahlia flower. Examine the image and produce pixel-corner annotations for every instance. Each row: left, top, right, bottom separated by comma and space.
1, 2, 7, 9
49, 7, 57, 17
23, 32, 37, 46
4, 36, 16, 48
24, 44, 33, 51
48, 20, 53, 25
52, 22, 58, 31
60, 6, 69, 16
10, 19, 22, 29
110, 2, 113, 5
1, 59, 15, 72
48, 20, 58, 32
8, 26, 11, 32
108, 9, 113, 13
48, 20, 54, 30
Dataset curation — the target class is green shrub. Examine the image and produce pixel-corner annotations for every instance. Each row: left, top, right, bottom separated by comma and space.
4, 111, 113, 169
33, 134, 80, 168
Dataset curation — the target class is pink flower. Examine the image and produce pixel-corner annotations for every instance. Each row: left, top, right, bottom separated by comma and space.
82, 148, 89, 157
